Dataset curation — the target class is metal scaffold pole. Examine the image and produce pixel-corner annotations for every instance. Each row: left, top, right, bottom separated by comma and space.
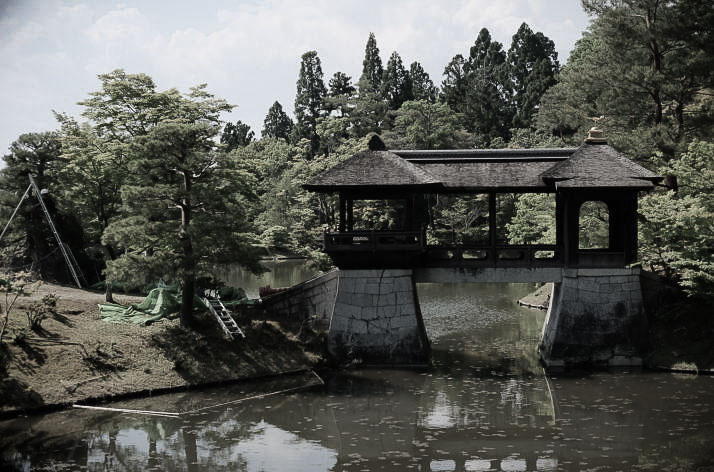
27, 174, 84, 288
0, 183, 32, 244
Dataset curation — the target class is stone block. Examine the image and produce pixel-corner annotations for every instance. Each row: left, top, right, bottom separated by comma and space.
396, 291, 413, 305
394, 276, 413, 292
398, 304, 416, 316
365, 283, 380, 294
350, 293, 373, 307
578, 277, 602, 292
377, 305, 394, 317
623, 281, 641, 291
361, 306, 377, 318
378, 292, 396, 307
338, 278, 355, 293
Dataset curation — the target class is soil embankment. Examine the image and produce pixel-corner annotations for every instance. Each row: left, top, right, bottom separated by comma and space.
0, 283, 323, 417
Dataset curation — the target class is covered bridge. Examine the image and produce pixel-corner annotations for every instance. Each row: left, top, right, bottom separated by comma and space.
304, 129, 661, 270
300, 130, 663, 367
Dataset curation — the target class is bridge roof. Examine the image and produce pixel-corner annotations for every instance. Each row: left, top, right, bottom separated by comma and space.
303, 137, 662, 193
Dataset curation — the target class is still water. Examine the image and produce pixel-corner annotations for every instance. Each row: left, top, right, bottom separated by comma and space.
2, 261, 713, 471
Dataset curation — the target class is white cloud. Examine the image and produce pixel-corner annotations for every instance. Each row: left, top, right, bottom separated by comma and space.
0, 0, 590, 159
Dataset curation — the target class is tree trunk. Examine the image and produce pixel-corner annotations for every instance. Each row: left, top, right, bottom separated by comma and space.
105, 282, 114, 303
179, 171, 194, 328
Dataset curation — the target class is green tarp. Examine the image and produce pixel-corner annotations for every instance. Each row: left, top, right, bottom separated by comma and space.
99, 286, 183, 325
98, 283, 254, 326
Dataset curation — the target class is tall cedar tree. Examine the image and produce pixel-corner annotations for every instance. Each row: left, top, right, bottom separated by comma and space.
360, 33, 384, 94
262, 101, 294, 141
442, 54, 468, 112
507, 23, 559, 129
441, 28, 511, 144
409, 62, 437, 103
102, 84, 261, 327
466, 29, 512, 142
381, 52, 413, 110
325, 72, 356, 117
293, 51, 327, 157
221, 121, 254, 151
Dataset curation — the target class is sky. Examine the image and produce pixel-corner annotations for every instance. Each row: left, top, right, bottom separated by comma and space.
0, 0, 592, 160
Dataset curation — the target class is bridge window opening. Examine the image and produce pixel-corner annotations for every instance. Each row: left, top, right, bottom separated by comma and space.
503, 193, 556, 245
578, 201, 610, 249
426, 193, 489, 246
351, 199, 407, 230
495, 193, 520, 245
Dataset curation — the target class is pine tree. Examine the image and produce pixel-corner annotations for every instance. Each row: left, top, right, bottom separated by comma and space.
360, 33, 384, 94
507, 23, 559, 129
409, 62, 437, 103
381, 51, 413, 110
293, 51, 327, 157
102, 84, 261, 327
221, 121, 254, 151
262, 101, 294, 141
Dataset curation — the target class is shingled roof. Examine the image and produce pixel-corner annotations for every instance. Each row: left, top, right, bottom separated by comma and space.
303, 135, 662, 193
540, 143, 662, 189
302, 149, 444, 192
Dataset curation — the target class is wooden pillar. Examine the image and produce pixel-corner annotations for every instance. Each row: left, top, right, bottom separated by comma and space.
405, 196, 414, 230
562, 192, 580, 267
555, 191, 563, 248
488, 192, 497, 248
624, 193, 639, 264
339, 194, 346, 232
347, 198, 354, 231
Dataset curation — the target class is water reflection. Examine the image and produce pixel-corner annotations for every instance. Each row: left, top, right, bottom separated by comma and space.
2, 280, 714, 471
215, 259, 318, 298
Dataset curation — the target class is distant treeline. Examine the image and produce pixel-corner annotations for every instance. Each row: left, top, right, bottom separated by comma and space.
1, 0, 712, 324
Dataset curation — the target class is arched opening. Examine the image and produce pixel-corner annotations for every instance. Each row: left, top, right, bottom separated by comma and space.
578, 200, 610, 249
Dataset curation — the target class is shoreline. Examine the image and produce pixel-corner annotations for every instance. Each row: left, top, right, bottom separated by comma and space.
2, 280, 712, 420
0, 282, 323, 419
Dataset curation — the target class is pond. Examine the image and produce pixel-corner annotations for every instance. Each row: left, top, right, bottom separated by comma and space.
2, 261, 713, 471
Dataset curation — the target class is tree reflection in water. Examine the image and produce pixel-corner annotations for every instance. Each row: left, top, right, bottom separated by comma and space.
1, 282, 714, 471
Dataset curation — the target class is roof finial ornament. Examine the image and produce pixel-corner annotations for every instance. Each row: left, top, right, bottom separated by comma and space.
367, 133, 387, 151
585, 126, 607, 144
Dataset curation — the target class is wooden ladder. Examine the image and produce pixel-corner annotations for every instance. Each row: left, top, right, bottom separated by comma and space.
202, 296, 245, 341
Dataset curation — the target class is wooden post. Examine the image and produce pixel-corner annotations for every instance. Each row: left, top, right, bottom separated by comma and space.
624, 193, 639, 264
555, 192, 563, 248
347, 198, 354, 231
339, 194, 346, 232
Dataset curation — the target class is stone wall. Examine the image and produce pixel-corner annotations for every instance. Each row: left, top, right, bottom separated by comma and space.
414, 267, 563, 284
328, 269, 430, 364
259, 270, 339, 326
539, 268, 647, 367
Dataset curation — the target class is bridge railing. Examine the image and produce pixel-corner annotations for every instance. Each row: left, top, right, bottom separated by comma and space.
324, 230, 426, 252
423, 244, 562, 267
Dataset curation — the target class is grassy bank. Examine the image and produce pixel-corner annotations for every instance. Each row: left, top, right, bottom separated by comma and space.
0, 283, 324, 417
